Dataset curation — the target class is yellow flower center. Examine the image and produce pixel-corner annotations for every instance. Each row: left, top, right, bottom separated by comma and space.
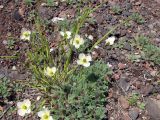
43, 114, 49, 120
75, 39, 80, 44
21, 104, 27, 110
82, 58, 87, 63
23, 32, 30, 37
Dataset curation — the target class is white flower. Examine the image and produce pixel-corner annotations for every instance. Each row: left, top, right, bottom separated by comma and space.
70, 35, 84, 49
50, 48, 54, 52
107, 62, 112, 68
36, 96, 41, 101
105, 36, 116, 45
60, 31, 72, 39
17, 99, 31, 116
94, 45, 99, 49
38, 108, 53, 120
88, 35, 93, 40
44, 67, 57, 77
20, 28, 31, 41
51, 17, 64, 23
77, 53, 92, 67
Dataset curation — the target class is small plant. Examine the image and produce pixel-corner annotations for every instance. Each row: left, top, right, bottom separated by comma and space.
128, 54, 141, 62
131, 13, 145, 24
0, 77, 10, 99
15, 2, 123, 119
46, 0, 54, 6
135, 36, 160, 64
6, 38, 15, 49
111, 5, 122, 15
51, 61, 111, 119
24, 0, 33, 5
128, 93, 139, 106
137, 102, 145, 110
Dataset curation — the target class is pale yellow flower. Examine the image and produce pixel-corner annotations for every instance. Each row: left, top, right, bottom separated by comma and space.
44, 67, 57, 77
20, 28, 31, 41
51, 17, 64, 23
38, 108, 53, 120
70, 35, 84, 49
60, 31, 72, 39
17, 99, 31, 116
77, 53, 92, 67
105, 36, 116, 45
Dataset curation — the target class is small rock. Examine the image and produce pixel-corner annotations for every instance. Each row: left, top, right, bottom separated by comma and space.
157, 95, 160, 100
141, 85, 154, 96
119, 96, 130, 109
118, 76, 130, 91
38, 6, 54, 20
124, 43, 132, 51
118, 63, 126, 70
150, 70, 157, 77
8, 71, 28, 80
129, 108, 139, 120
0, 5, 4, 9
13, 9, 23, 21
146, 98, 160, 120
112, 73, 120, 80
0, 67, 8, 79
92, 51, 98, 60
123, 113, 132, 120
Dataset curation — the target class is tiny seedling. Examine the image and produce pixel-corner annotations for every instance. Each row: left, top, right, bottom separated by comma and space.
128, 93, 139, 106
111, 5, 122, 15
6, 38, 15, 49
24, 0, 33, 5
131, 13, 145, 24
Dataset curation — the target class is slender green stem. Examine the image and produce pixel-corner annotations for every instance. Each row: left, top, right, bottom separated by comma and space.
0, 56, 18, 59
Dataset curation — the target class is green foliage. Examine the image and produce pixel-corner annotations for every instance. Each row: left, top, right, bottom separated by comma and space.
128, 93, 139, 106
0, 77, 10, 99
135, 36, 160, 64
6, 38, 15, 49
24, 0, 33, 5
128, 54, 141, 62
111, 5, 122, 15
137, 102, 145, 110
51, 61, 111, 119
131, 13, 145, 24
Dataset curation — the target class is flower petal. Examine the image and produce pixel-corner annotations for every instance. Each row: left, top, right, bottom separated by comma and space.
18, 109, 26, 116
17, 102, 23, 108
49, 116, 53, 120
38, 111, 44, 117
86, 55, 92, 61
79, 53, 85, 59
24, 99, 31, 107
83, 62, 90, 67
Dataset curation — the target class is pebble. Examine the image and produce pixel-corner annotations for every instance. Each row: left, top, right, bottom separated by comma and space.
129, 108, 139, 120
141, 85, 154, 96
146, 98, 160, 120
124, 43, 132, 51
118, 63, 126, 70
119, 96, 130, 109
0, 5, 4, 9
157, 94, 160, 100
13, 9, 23, 21
112, 73, 120, 80
118, 76, 130, 92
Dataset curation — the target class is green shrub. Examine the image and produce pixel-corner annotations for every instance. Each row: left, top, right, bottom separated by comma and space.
135, 36, 160, 64
51, 61, 111, 119
0, 77, 10, 99
131, 13, 145, 24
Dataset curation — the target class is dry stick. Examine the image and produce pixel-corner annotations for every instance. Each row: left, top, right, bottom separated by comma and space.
0, 56, 18, 59
0, 103, 14, 119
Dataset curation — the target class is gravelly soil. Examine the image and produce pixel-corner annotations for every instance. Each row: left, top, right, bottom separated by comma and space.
0, 0, 160, 120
